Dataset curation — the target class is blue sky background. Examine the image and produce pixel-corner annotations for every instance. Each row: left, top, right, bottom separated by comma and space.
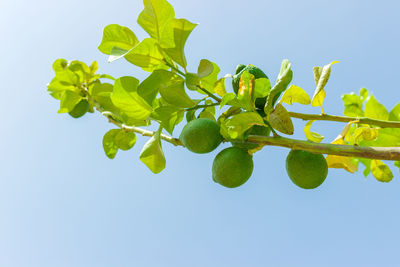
1, 0, 400, 266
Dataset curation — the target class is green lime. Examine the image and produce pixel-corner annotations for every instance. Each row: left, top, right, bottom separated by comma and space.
179, 118, 223, 154
232, 64, 268, 94
69, 100, 89, 118
285, 150, 328, 189
212, 147, 254, 188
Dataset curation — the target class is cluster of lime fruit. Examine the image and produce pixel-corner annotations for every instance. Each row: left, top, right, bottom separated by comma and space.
179, 65, 328, 189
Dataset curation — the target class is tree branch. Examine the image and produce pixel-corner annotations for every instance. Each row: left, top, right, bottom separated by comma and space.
289, 112, 400, 128
247, 135, 400, 161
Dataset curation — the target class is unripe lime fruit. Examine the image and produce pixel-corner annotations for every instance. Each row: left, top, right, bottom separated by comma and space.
212, 147, 254, 188
232, 125, 270, 150
285, 150, 328, 189
69, 100, 89, 118
179, 118, 223, 154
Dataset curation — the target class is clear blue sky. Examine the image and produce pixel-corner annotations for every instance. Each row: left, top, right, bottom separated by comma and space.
1, 0, 400, 266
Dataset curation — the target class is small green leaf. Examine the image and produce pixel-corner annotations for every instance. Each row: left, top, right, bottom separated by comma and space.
264, 59, 293, 116
115, 131, 137, 151
237, 71, 255, 111
311, 61, 339, 109
364, 95, 389, 121
389, 102, 400, 121
220, 112, 265, 140
220, 92, 238, 109
140, 129, 166, 174
341, 92, 364, 117
395, 161, 400, 173
197, 59, 214, 77
111, 76, 153, 120
58, 91, 82, 113
269, 103, 294, 135
304, 120, 324, 143
253, 78, 271, 99
371, 160, 393, 182
98, 24, 139, 55
103, 129, 120, 159
151, 106, 184, 134
52, 59, 68, 72
137, 0, 175, 42
280, 85, 311, 105
358, 158, 371, 177
199, 61, 220, 93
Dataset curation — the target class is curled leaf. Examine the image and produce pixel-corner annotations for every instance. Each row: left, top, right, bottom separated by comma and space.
311, 61, 339, 110
304, 120, 324, 143
281, 85, 311, 105
371, 160, 393, 182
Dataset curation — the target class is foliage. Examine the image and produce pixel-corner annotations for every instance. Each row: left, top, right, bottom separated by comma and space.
47, 0, 400, 189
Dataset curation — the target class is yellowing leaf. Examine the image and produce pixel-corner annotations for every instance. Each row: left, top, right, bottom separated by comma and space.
304, 120, 324, 143
214, 78, 227, 97
326, 138, 358, 173
139, 130, 166, 174
237, 71, 255, 111
311, 61, 339, 110
269, 104, 294, 135
371, 160, 393, 182
352, 127, 379, 144
281, 85, 311, 105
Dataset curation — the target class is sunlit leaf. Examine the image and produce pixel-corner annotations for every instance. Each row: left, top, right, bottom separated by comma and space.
389, 102, 400, 121
157, 71, 196, 108
304, 120, 324, 143
103, 129, 120, 159
341, 92, 364, 117
197, 59, 214, 77
161, 18, 197, 69
139, 129, 166, 174
311, 61, 339, 109
123, 38, 167, 71
111, 76, 153, 120
253, 77, 271, 99
115, 131, 137, 150
264, 59, 293, 116
358, 158, 371, 177
151, 105, 184, 134
395, 161, 400, 173
371, 160, 393, 182
98, 24, 139, 55
220, 93, 238, 109
280, 85, 311, 105
269, 103, 294, 135
364, 95, 388, 120
58, 91, 82, 113
352, 127, 379, 144
214, 77, 227, 97
137, 0, 175, 42
220, 112, 265, 140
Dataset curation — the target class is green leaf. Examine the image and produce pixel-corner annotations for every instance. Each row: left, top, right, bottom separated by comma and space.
237, 71, 255, 111
151, 106, 184, 134
220, 112, 265, 140
111, 76, 153, 120
115, 131, 137, 151
52, 59, 68, 72
280, 85, 311, 105
220, 92, 238, 108
311, 61, 339, 109
253, 78, 271, 99
156, 70, 196, 108
360, 128, 400, 147
364, 95, 389, 120
161, 18, 197, 69
58, 91, 82, 113
358, 158, 371, 177
197, 59, 214, 77
139, 129, 166, 174
137, 71, 164, 105
137, 0, 175, 42
304, 120, 324, 143
341, 93, 364, 117
269, 103, 294, 135
103, 129, 120, 159
389, 102, 400, 121
352, 127, 379, 144
371, 159, 393, 182
199, 99, 216, 121
123, 38, 167, 72
264, 59, 293, 116
98, 24, 139, 55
